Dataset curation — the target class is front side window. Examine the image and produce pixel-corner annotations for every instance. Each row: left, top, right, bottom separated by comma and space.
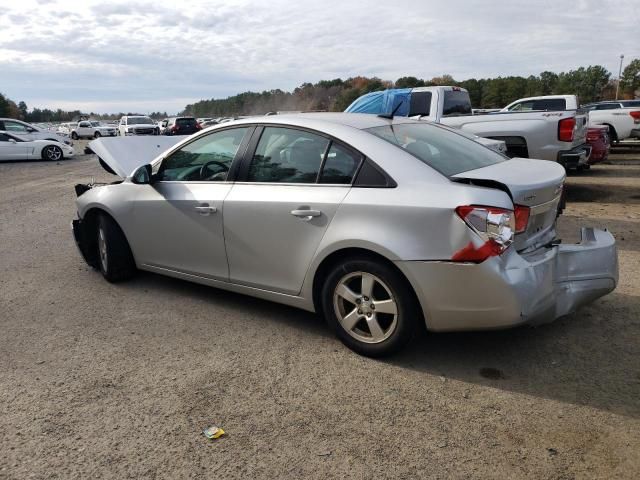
247, 127, 329, 183
367, 122, 507, 177
158, 127, 249, 181
4, 121, 28, 133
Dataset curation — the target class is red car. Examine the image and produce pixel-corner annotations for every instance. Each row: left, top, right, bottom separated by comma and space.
586, 125, 610, 165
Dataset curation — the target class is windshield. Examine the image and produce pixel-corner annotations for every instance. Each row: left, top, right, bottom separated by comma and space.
366, 123, 507, 177
128, 117, 154, 125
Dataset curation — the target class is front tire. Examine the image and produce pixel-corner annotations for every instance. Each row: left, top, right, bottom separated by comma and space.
94, 131, 101, 138
97, 215, 136, 283
71, 132, 78, 140
321, 257, 418, 357
42, 145, 63, 161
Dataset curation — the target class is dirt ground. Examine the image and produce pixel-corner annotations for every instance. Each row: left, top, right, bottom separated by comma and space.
1, 140, 639, 479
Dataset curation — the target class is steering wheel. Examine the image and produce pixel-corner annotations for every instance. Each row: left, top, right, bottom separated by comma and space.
199, 160, 229, 181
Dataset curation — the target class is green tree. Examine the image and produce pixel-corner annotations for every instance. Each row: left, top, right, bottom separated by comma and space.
395, 76, 424, 88
620, 58, 640, 97
18, 101, 28, 120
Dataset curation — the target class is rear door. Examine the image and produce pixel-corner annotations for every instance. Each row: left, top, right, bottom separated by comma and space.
224, 126, 361, 294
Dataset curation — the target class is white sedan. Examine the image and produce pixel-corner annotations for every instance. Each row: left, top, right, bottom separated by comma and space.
0, 131, 75, 161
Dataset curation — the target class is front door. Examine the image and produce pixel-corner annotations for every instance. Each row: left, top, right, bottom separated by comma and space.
224, 126, 362, 295
126, 127, 251, 280
0, 133, 28, 160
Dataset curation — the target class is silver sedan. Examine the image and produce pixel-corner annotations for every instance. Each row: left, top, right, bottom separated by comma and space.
72, 113, 618, 356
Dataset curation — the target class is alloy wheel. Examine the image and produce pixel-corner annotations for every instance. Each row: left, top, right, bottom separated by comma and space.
98, 227, 108, 272
45, 146, 62, 161
333, 271, 398, 344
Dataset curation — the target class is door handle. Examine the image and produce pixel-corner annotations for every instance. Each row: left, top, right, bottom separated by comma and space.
290, 209, 321, 220
195, 205, 217, 215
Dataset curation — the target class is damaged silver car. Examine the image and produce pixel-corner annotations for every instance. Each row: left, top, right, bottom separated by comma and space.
72, 113, 618, 356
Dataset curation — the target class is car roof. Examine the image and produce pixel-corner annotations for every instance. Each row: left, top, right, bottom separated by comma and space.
228, 112, 420, 131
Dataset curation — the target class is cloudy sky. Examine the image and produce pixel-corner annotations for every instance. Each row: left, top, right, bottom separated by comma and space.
1, 0, 638, 114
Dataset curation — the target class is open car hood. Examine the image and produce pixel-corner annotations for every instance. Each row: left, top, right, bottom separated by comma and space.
87, 136, 188, 177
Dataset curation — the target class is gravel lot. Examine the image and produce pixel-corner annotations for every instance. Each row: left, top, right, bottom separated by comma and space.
1, 140, 639, 479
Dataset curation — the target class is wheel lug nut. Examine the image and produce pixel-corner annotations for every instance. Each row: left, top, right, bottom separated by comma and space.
356, 298, 361, 304
371, 304, 375, 310
367, 312, 372, 317
357, 309, 362, 315
363, 296, 369, 301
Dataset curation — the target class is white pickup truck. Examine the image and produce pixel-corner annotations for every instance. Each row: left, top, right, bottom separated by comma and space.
345, 87, 591, 169
70, 120, 118, 140
503, 95, 640, 142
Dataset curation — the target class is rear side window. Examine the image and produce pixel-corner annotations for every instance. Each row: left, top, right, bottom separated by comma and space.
442, 90, 472, 116
319, 143, 361, 184
366, 123, 506, 177
248, 127, 329, 183
533, 99, 566, 110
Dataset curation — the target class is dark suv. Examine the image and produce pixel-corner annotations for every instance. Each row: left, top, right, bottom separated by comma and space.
162, 117, 201, 135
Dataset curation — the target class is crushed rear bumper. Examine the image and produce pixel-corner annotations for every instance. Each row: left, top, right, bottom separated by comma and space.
397, 227, 617, 332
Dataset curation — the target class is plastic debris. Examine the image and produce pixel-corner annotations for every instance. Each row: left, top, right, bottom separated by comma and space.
203, 425, 225, 440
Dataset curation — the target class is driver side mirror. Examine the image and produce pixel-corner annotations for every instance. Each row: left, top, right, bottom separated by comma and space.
9, 139, 16, 144
132, 164, 153, 185
27, 128, 36, 133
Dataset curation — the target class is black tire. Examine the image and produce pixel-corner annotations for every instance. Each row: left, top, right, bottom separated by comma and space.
41, 145, 63, 161
96, 215, 136, 283
71, 132, 78, 140
321, 257, 419, 357
94, 131, 101, 138
606, 124, 618, 143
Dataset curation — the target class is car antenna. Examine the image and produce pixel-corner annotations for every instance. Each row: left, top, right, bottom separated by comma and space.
378, 99, 405, 120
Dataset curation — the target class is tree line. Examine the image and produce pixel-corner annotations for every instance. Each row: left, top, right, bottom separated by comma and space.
2, 60, 638, 121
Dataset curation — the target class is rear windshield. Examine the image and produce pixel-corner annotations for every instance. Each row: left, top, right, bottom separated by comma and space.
128, 117, 154, 125
177, 118, 197, 126
366, 123, 506, 177
442, 90, 472, 116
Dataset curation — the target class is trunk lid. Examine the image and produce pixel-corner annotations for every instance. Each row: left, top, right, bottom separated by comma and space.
453, 158, 566, 252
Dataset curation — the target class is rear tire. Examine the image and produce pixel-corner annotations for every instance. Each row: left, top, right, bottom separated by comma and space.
605, 124, 618, 143
71, 132, 78, 140
321, 257, 418, 357
94, 131, 101, 138
97, 215, 136, 283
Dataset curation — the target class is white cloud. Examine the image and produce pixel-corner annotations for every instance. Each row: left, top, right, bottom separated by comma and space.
0, 0, 638, 113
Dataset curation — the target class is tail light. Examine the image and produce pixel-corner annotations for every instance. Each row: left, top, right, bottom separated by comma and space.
452, 206, 515, 262
514, 205, 530, 233
558, 117, 575, 142
630, 111, 640, 124
195, 123, 202, 130
171, 125, 178, 132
